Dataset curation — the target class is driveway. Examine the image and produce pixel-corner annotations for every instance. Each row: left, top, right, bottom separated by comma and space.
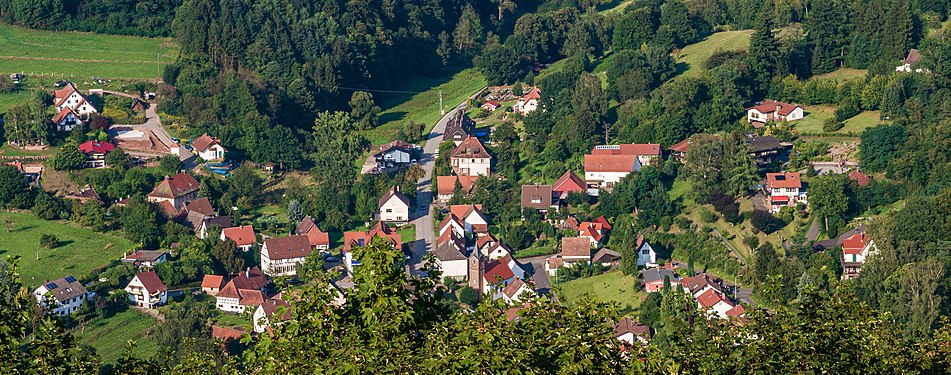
408, 103, 467, 269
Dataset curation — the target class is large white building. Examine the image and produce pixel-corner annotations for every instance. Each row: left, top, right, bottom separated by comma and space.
260, 235, 313, 277
765, 172, 807, 212
583, 144, 660, 191
33, 275, 93, 316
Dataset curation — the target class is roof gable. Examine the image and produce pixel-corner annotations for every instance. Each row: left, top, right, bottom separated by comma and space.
133, 271, 167, 294
263, 235, 313, 260
451, 136, 490, 159
552, 170, 586, 194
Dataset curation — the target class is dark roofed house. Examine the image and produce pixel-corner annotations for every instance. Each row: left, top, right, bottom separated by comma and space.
521, 184, 554, 212
444, 111, 476, 145
897, 49, 924, 73
33, 275, 92, 316
253, 297, 293, 333
65, 185, 104, 205
186, 197, 216, 217
614, 317, 652, 346
592, 248, 621, 266
125, 271, 168, 309
641, 268, 680, 293
745, 133, 786, 167
451, 136, 492, 176
121, 250, 168, 268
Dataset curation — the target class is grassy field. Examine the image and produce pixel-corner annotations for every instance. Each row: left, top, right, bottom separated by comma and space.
674, 30, 754, 77
811, 68, 867, 82
794, 105, 887, 134
557, 270, 646, 314
365, 68, 486, 145
0, 89, 32, 113
0, 211, 134, 286
0, 24, 176, 79
75, 309, 159, 364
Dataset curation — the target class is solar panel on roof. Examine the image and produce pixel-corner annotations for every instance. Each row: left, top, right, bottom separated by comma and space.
64, 276, 76, 283
46, 282, 58, 290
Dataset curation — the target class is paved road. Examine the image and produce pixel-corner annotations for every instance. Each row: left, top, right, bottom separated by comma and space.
409, 103, 467, 268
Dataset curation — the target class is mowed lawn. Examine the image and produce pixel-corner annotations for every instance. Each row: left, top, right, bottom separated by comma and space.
0, 24, 177, 79
794, 105, 887, 134
365, 68, 486, 145
674, 30, 754, 77
558, 270, 646, 314
0, 212, 133, 286
75, 309, 159, 364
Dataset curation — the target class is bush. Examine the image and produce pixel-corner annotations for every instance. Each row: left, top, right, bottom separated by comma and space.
698, 207, 718, 223
750, 210, 783, 234
555, 262, 608, 283
743, 236, 759, 250
707, 192, 740, 223
704, 50, 747, 70
40, 234, 59, 249
674, 216, 692, 230
835, 97, 861, 121
822, 118, 844, 132
51, 144, 87, 171
458, 286, 480, 306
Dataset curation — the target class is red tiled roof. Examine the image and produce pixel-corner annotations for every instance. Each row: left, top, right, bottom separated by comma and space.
78, 141, 114, 155
502, 278, 528, 299
436, 175, 477, 195
259, 298, 293, 322
148, 173, 200, 199
343, 223, 402, 252
590, 144, 661, 157
766, 172, 802, 189
157, 201, 179, 217
202, 275, 225, 289
579, 221, 606, 243
192, 133, 221, 152
562, 217, 580, 231
561, 237, 591, 258
522, 87, 541, 101
134, 271, 167, 294
727, 304, 746, 318
849, 169, 870, 187
296, 216, 330, 247
185, 197, 215, 216
449, 204, 483, 220
584, 154, 638, 173
593, 216, 612, 230
614, 317, 651, 337
222, 225, 256, 247
747, 100, 801, 116
669, 139, 689, 153
263, 235, 312, 260
552, 170, 585, 194
905, 49, 920, 64
842, 233, 866, 255
212, 325, 245, 340
696, 288, 729, 308
484, 257, 515, 283
216, 280, 266, 306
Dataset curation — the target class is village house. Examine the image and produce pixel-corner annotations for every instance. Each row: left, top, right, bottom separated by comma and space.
682, 274, 746, 319
53, 107, 82, 132
130, 98, 147, 112
765, 172, 807, 213
578, 216, 611, 247
78, 140, 114, 168
147, 172, 200, 213
592, 248, 622, 267
5, 161, 43, 184
192, 133, 227, 161
125, 270, 168, 309
373, 140, 415, 171
434, 229, 469, 279
121, 250, 168, 268
634, 233, 657, 267
253, 297, 293, 333
614, 317, 652, 346
33, 275, 92, 316
342, 222, 403, 273
513, 87, 541, 115
641, 268, 680, 293
481, 100, 501, 112
479, 236, 513, 260
221, 225, 257, 251
52, 82, 97, 131
896, 49, 925, 73
696, 288, 737, 319
449, 204, 490, 234
483, 255, 527, 292
500, 278, 534, 304
520, 184, 554, 213
451, 136, 492, 176
584, 144, 660, 192
296, 216, 331, 250
435, 174, 477, 201
551, 170, 586, 204
378, 186, 410, 224
195, 216, 233, 240
201, 275, 225, 296
545, 237, 591, 275
746, 100, 804, 127
841, 231, 878, 279
668, 139, 691, 163
215, 269, 268, 314
65, 185, 104, 205
260, 235, 313, 277
444, 111, 476, 145
746, 134, 788, 167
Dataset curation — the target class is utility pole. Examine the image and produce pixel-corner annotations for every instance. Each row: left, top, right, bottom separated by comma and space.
439, 90, 444, 115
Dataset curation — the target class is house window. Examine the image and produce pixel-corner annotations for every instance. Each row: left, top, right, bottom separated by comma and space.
531, 197, 541, 204
386, 209, 392, 213
642, 249, 650, 255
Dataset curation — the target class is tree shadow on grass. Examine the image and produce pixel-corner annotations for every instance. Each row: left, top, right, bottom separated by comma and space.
379, 111, 408, 125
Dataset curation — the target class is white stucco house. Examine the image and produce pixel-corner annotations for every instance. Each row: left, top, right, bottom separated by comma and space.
125, 271, 167, 309
378, 186, 410, 224
33, 275, 93, 316
260, 235, 313, 277
451, 136, 492, 177
746, 100, 804, 127
765, 172, 807, 213
635, 233, 656, 267
513, 87, 541, 115
192, 133, 227, 161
